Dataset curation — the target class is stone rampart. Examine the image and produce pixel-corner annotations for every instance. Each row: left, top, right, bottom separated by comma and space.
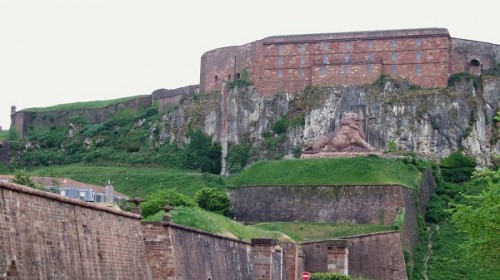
0, 181, 151, 279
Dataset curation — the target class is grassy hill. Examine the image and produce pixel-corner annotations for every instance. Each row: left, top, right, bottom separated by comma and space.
228, 156, 424, 189
22, 95, 146, 112
29, 164, 226, 197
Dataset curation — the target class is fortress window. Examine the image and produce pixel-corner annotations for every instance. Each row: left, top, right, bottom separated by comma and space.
416, 39, 421, 47
301, 56, 305, 65
228, 74, 231, 80
391, 52, 397, 61
368, 41, 374, 49
416, 51, 421, 60
416, 64, 421, 74
277, 70, 283, 78
323, 55, 329, 64
320, 66, 326, 76
470, 59, 480, 67
344, 55, 351, 63
214, 75, 218, 81
391, 65, 397, 74
236, 73, 241, 79
367, 64, 373, 73
323, 42, 329, 51
278, 57, 284, 65
391, 39, 398, 48
344, 42, 352, 49
278, 45, 284, 55
300, 69, 305, 78
367, 53, 373, 63
301, 44, 306, 52
343, 65, 350, 75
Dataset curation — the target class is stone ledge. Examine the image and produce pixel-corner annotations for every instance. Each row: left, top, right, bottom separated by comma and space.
300, 151, 384, 159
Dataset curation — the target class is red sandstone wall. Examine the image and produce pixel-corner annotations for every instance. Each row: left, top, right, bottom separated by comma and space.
229, 185, 406, 225
345, 231, 407, 280
0, 181, 151, 279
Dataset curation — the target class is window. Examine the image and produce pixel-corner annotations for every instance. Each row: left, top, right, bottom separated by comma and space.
367, 53, 373, 63
323, 42, 329, 51
416, 64, 421, 74
416, 39, 421, 47
391, 65, 397, 74
300, 69, 305, 78
320, 66, 326, 76
277, 70, 283, 78
391, 52, 397, 61
301, 56, 305, 65
344, 42, 352, 49
214, 75, 218, 81
301, 44, 306, 52
367, 64, 373, 73
278, 57, 284, 65
416, 51, 421, 60
228, 74, 231, 80
368, 41, 374, 49
278, 45, 284, 55
344, 55, 351, 63
343, 65, 349, 75
391, 39, 397, 48
236, 73, 241, 79
323, 55, 329, 64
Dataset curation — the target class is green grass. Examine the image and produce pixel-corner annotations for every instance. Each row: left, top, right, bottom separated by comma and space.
0, 130, 8, 140
252, 222, 393, 242
228, 156, 422, 189
29, 164, 226, 198
145, 206, 293, 242
22, 95, 147, 112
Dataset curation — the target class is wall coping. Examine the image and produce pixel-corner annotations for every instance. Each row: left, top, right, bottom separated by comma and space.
299, 230, 401, 245
0, 181, 142, 219
142, 221, 252, 246
230, 184, 409, 189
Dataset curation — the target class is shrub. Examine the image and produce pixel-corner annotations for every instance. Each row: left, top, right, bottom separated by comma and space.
272, 115, 289, 135
310, 273, 352, 280
181, 130, 222, 174
141, 189, 196, 218
439, 150, 476, 183
8, 127, 19, 141
194, 187, 232, 217
447, 72, 478, 88
227, 143, 250, 171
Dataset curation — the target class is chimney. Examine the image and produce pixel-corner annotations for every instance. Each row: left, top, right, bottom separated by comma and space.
105, 180, 114, 203
10, 106, 16, 115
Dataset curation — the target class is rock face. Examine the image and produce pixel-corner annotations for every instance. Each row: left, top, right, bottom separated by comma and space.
160, 76, 499, 167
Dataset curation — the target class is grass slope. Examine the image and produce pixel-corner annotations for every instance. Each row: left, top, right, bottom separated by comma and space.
22, 95, 146, 112
229, 156, 422, 189
145, 206, 292, 242
29, 164, 226, 197
253, 222, 392, 242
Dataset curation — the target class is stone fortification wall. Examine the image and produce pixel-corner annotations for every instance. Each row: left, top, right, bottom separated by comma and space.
301, 231, 407, 280
143, 220, 297, 280
11, 95, 152, 138
0, 141, 11, 165
0, 181, 151, 279
229, 185, 406, 225
450, 38, 500, 74
151, 85, 199, 112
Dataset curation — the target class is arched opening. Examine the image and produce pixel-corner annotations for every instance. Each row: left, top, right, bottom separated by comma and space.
469, 59, 480, 67
468, 59, 481, 76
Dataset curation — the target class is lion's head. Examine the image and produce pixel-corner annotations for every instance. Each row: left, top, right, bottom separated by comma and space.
340, 112, 361, 129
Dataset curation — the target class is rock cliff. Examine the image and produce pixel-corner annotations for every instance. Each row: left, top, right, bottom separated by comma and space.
160, 76, 499, 168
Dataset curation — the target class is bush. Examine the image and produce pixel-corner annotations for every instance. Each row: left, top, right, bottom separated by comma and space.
194, 187, 232, 217
310, 273, 352, 280
447, 72, 478, 88
182, 130, 222, 174
272, 115, 289, 135
227, 143, 250, 171
141, 189, 196, 218
439, 150, 476, 183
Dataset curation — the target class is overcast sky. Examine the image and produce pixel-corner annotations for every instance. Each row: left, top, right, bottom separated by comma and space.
1, 0, 499, 129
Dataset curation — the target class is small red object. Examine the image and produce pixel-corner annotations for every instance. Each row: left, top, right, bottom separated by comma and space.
302, 271, 311, 280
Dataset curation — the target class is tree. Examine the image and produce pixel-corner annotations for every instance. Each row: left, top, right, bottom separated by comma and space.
451, 168, 500, 267
194, 187, 232, 217
439, 150, 477, 183
141, 189, 196, 218
181, 130, 221, 174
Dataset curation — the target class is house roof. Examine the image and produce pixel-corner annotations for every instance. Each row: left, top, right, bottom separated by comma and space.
0, 175, 129, 197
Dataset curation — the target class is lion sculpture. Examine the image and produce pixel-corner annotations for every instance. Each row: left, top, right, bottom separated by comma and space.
301, 112, 374, 154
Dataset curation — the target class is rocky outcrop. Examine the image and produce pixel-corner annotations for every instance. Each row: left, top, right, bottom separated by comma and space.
159, 76, 499, 167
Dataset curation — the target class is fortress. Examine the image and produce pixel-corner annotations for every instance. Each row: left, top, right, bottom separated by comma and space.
200, 28, 500, 96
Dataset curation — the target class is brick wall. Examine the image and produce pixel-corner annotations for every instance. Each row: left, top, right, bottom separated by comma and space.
0, 181, 152, 279
229, 185, 406, 225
